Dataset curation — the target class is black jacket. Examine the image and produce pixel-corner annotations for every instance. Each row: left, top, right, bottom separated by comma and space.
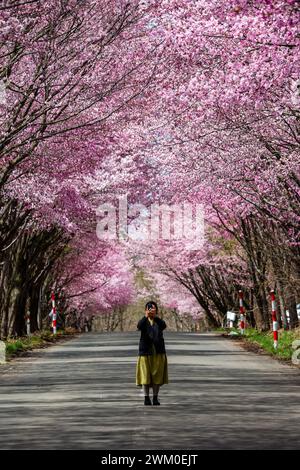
137, 316, 167, 356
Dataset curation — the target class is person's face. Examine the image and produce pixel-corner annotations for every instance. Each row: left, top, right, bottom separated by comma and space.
146, 304, 157, 318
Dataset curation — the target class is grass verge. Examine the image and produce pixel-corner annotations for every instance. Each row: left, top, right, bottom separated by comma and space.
3, 328, 79, 360
217, 327, 300, 363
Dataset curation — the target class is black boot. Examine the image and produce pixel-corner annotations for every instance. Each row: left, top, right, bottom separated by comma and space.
153, 395, 160, 406
144, 396, 152, 406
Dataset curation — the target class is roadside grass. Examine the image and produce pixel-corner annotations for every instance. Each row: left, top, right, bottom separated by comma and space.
4, 328, 78, 360
217, 326, 300, 361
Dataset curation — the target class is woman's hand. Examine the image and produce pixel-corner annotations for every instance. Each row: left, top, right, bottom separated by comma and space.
145, 305, 156, 319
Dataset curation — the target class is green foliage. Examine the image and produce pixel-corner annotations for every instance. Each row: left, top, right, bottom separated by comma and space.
219, 327, 300, 361
4, 328, 77, 359
243, 328, 300, 360
5, 336, 43, 356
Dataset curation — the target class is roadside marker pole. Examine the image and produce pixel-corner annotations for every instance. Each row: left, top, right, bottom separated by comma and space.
26, 310, 31, 336
270, 290, 279, 349
239, 290, 245, 335
51, 291, 57, 335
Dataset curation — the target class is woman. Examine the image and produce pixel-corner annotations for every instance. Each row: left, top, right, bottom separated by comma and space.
136, 301, 168, 405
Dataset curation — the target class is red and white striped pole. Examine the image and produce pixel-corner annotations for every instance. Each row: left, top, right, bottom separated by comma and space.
270, 290, 278, 349
51, 291, 57, 335
239, 290, 246, 335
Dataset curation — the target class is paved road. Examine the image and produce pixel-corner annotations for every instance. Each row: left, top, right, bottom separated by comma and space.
0, 332, 299, 450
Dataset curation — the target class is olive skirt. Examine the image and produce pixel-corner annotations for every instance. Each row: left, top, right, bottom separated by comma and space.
136, 344, 168, 387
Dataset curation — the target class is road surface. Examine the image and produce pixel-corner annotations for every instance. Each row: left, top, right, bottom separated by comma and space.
0, 332, 299, 449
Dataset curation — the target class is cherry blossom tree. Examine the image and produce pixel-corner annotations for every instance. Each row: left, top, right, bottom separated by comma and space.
0, 0, 299, 337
